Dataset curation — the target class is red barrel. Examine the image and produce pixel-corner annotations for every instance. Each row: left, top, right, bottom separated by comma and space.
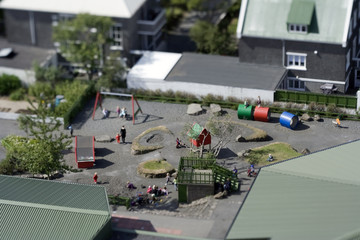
253, 106, 271, 122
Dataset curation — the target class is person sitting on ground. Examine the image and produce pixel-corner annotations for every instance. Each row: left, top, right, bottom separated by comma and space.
119, 107, 127, 118
267, 154, 274, 162
224, 178, 231, 192
102, 108, 109, 118
147, 185, 153, 194
161, 186, 168, 196
127, 181, 136, 190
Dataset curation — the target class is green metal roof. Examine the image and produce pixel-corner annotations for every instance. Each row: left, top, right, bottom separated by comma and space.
226, 140, 360, 240
187, 123, 203, 139
0, 175, 111, 240
287, 0, 314, 25
240, 0, 352, 45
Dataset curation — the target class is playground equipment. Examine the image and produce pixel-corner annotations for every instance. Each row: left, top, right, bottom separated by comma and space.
92, 92, 143, 125
253, 106, 271, 122
75, 136, 95, 168
187, 123, 211, 147
237, 104, 253, 120
237, 104, 271, 122
280, 111, 299, 129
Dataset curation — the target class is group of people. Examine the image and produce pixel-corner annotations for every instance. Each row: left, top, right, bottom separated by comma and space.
102, 106, 127, 119
147, 184, 168, 197
244, 96, 262, 108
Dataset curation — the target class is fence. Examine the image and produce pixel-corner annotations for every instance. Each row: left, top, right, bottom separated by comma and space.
275, 90, 357, 108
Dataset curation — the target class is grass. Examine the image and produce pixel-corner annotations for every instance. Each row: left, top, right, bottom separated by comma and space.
137, 159, 175, 178
245, 142, 302, 166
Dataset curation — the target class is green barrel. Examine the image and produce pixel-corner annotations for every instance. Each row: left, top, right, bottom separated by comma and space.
237, 104, 253, 120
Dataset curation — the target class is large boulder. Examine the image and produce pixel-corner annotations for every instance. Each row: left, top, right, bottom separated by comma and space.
301, 113, 312, 121
187, 103, 203, 115
210, 103, 222, 115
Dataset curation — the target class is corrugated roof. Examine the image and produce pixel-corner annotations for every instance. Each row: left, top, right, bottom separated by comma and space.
287, 0, 314, 25
227, 139, 360, 240
0, 0, 145, 18
187, 123, 203, 139
0, 175, 111, 240
239, 0, 352, 45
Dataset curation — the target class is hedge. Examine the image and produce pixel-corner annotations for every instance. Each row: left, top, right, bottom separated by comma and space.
63, 83, 96, 128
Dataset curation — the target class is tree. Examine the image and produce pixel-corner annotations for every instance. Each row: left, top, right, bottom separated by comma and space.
53, 13, 113, 81
15, 96, 72, 178
95, 52, 126, 90
189, 20, 236, 55
33, 61, 66, 88
182, 115, 236, 158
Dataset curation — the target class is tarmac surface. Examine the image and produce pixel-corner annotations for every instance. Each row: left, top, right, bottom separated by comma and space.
1, 97, 360, 240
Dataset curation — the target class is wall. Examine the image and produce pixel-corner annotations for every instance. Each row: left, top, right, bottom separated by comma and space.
0, 67, 35, 86
4, 10, 32, 45
186, 184, 214, 203
127, 77, 275, 102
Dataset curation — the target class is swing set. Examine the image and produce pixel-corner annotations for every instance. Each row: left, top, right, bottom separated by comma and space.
92, 91, 143, 125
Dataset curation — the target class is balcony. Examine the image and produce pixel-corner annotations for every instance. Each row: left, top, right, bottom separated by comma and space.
137, 9, 166, 35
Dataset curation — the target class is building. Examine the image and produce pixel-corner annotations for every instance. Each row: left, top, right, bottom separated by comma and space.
127, 51, 287, 102
237, 0, 358, 94
226, 139, 360, 240
0, 0, 166, 67
0, 175, 112, 240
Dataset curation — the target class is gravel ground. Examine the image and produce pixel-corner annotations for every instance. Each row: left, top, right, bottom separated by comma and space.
59, 97, 360, 204
2, 97, 360, 239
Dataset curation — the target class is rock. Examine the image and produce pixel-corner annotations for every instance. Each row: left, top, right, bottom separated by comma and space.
187, 103, 203, 115
95, 135, 112, 142
237, 149, 251, 157
301, 148, 311, 155
53, 170, 63, 178
214, 190, 228, 199
236, 135, 246, 142
210, 103, 222, 115
301, 113, 312, 121
314, 114, 322, 121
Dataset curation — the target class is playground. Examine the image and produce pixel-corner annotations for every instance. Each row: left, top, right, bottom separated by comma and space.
56, 96, 360, 238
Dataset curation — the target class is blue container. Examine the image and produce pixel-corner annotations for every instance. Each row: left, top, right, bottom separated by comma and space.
279, 111, 298, 129
55, 95, 64, 107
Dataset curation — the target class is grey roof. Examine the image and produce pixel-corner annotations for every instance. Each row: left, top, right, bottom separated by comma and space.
0, 175, 111, 240
226, 140, 360, 240
165, 53, 286, 91
239, 0, 351, 46
0, 38, 54, 70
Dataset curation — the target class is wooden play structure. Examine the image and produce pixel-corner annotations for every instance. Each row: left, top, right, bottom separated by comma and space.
92, 91, 143, 125
187, 123, 211, 147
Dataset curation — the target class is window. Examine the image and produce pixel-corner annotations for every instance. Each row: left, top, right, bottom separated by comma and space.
52, 14, 75, 26
110, 23, 123, 50
353, 36, 357, 58
288, 24, 307, 33
354, 10, 358, 29
288, 77, 305, 90
349, 18, 353, 37
286, 52, 307, 70
346, 49, 350, 70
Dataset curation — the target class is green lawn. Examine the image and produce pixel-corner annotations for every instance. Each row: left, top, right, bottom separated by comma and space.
245, 142, 302, 166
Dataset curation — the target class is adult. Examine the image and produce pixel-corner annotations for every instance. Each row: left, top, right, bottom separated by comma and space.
120, 126, 126, 144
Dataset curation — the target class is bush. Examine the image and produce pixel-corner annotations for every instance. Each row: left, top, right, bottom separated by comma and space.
9, 88, 27, 101
0, 74, 22, 95
28, 82, 55, 99
0, 157, 15, 175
